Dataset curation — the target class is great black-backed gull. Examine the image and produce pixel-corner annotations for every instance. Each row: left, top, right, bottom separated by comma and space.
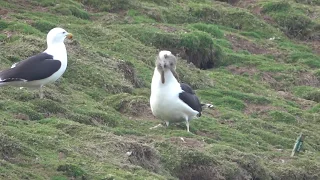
0, 27, 72, 98
150, 50, 213, 132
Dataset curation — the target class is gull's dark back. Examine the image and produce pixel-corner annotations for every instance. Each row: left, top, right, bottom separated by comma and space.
179, 83, 203, 116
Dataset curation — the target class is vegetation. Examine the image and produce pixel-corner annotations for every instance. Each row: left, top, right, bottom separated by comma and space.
0, 0, 319, 179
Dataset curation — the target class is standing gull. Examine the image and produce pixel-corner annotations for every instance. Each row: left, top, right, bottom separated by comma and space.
150, 50, 213, 132
0, 27, 73, 98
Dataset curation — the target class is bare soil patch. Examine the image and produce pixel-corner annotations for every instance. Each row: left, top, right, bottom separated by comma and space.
154, 24, 179, 33
169, 137, 205, 149
177, 165, 224, 180
296, 72, 320, 87
13, 0, 49, 12
304, 41, 320, 55
126, 142, 161, 173
119, 100, 152, 118
13, 113, 30, 121
226, 34, 272, 55
277, 91, 316, 110
117, 61, 143, 88
196, 130, 221, 141
245, 104, 276, 116
261, 71, 320, 91
227, 65, 259, 76
128, 106, 156, 121
235, 0, 257, 8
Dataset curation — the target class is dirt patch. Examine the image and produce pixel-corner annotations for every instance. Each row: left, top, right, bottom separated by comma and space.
169, 137, 205, 149
277, 91, 316, 110
251, 5, 262, 15
296, 72, 320, 87
126, 142, 161, 173
227, 65, 259, 76
14, 0, 49, 12
0, 7, 13, 21
262, 71, 320, 91
154, 24, 179, 33
235, 0, 257, 8
226, 34, 271, 55
128, 107, 156, 121
0, 8, 9, 16
196, 130, 221, 141
261, 72, 283, 90
176, 151, 224, 180
13, 113, 30, 120
0, 133, 34, 164
118, 98, 151, 118
303, 41, 320, 55
178, 165, 224, 180
117, 60, 143, 88
311, 41, 320, 55
217, 119, 236, 128
245, 104, 276, 116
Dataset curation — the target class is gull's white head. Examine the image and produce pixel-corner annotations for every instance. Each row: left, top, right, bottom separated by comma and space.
46, 27, 73, 47
156, 50, 178, 84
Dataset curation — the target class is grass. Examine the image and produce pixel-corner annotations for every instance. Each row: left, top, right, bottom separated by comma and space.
0, 0, 320, 179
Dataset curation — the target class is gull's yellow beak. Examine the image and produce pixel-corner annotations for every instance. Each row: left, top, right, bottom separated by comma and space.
66, 33, 73, 39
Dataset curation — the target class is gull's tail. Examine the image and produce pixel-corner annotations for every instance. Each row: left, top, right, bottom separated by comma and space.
201, 103, 214, 109
0, 81, 6, 87
0, 78, 4, 87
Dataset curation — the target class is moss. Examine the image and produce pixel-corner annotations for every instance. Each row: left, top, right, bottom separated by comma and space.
52, 4, 90, 20
31, 0, 57, 7
0, 20, 9, 30
53, 5, 73, 16
0, 33, 7, 42
104, 93, 149, 116
218, 90, 271, 105
127, 9, 156, 23
215, 96, 246, 111
57, 164, 88, 179
86, 110, 119, 127
80, 0, 136, 12
273, 13, 313, 38
189, 4, 221, 23
6, 104, 43, 120
293, 86, 320, 102
175, 151, 221, 180
0, 133, 25, 159
180, 31, 224, 69
313, 70, 320, 80
51, 176, 68, 180
120, 24, 181, 48
31, 20, 56, 33
69, 6, 90, 20
308, 104, 320, 113
268, 110, 296, 124
239, 31, 262, 39
190, 23, 224, 38
32, 99, 67, 114
262, 1, 315, 39
113, 128, 144, 136
261, 2, 291, 13
6, 23, 41, 35
140, 0, 172, 6
295, 0, 320, 5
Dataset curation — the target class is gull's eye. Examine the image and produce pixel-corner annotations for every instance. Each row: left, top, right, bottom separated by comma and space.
63, 32, 66, 34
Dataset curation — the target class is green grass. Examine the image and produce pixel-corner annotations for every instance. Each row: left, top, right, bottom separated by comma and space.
261, 1, 319, 39
0, 0, 320, 179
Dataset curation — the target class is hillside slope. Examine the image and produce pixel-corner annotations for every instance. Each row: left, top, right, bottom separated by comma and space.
0, 0, 320, 179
